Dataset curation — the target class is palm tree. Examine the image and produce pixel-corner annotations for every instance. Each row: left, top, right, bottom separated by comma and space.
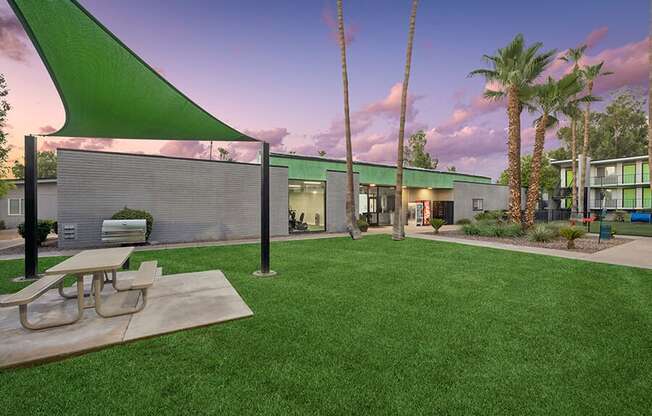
469, 35, 555, 223
392, 0, 419, 241
559, 45, 587, 215
523, 74, 586, 226
336, 0, 361, 239
578, 62, 612, 216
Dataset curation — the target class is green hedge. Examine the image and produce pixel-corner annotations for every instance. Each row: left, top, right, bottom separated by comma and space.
17, 220, 54, 246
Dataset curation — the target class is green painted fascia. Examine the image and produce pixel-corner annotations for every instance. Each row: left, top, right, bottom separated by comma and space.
271, 155, 491, 189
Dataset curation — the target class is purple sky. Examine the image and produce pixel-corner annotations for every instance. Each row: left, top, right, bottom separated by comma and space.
0, 0, 648, 180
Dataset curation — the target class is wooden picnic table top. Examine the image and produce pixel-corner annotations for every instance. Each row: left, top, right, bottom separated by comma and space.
45, 246, 134, 275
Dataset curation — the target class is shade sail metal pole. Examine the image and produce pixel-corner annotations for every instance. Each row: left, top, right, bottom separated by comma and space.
254, 141, 276, 277
24, 135, 38, 279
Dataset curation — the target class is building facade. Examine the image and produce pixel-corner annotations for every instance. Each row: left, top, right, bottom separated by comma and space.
552, 155, 651, 212
2, 149, 516, 248
0, 179, 57, 229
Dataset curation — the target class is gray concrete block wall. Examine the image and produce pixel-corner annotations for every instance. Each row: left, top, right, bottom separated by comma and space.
58, 150, 288, 248
326, 170, 359, 232
452, 181, 526, 223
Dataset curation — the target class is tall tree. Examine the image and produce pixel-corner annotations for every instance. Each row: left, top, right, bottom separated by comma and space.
0, 74, 12, 196
578, 62, 612, 216
557, 91, 648, 160
498, 154, 560, 193
405, 130, 437, 169
12, 151, 58, 179
469, 34, 555, 223
559, 45, 587, 216
392, 0, 419, 241
336, 0, 361, 239
523, 74, 586, 226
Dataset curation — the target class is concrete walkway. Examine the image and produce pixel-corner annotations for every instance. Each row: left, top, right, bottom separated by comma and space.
407, 232, 652, 270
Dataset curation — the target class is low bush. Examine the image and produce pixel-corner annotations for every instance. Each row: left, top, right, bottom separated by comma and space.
462, 220, 523, 238
455, 218, 471, 225
430, 218, 446, 234
17, 220, 53, 246
559, 226, 586, 249
356, 218, 369, 232
0, 220, 5, 230
111, 207, 154, 240
474, 210, 508, 222
528, 224, 556, 242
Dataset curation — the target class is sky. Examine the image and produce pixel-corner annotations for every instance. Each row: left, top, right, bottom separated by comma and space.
0, 0, 648, 180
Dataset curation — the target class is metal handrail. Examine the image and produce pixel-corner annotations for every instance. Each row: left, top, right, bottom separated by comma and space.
591, 174, 650, 186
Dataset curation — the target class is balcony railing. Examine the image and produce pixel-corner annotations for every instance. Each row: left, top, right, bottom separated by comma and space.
591, 174, 650, 186
591, 199, 652, 210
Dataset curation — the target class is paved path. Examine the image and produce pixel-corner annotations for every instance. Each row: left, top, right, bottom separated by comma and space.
407, 232, 652, 270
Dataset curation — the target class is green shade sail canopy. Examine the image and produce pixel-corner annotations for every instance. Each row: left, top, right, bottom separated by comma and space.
9, 0, 255, 142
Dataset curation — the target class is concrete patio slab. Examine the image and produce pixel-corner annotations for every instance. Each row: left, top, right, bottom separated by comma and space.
0, 269, 252, 369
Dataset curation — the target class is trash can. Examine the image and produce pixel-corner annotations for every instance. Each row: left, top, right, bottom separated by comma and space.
599, 224, 612, 241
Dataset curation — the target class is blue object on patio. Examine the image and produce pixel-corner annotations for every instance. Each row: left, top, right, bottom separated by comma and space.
599, 224, 612, 240
631, 212, 652, 223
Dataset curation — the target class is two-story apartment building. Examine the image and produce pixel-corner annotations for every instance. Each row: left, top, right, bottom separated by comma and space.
552, 155, 650, 213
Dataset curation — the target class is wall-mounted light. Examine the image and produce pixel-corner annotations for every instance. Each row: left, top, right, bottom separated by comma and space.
304, 181, 322, 185
369, 184, 376, 187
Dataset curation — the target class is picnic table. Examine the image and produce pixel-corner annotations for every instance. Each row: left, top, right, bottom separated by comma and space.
2, 246, 157, 330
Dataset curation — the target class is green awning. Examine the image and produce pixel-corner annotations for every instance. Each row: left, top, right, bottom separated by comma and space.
9, 0, 254, 142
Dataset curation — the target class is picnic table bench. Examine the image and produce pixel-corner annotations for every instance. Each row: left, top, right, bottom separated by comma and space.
1, 247, 158, 330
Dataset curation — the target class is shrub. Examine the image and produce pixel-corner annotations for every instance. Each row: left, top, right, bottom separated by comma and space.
455, 218, 471, 225
559, 226, 586, 249
494, 223, 524, 238
614, 211, 627, 222
0, 220, 5, 230
111, 207, 154, 240
356, 218, 369, 232
474, 210, 508, 222
17, 220, 53, 246
462, 222, 481, 236
430, 218, 446, 233
462, 220, 523, 238
528, 224, 555, 242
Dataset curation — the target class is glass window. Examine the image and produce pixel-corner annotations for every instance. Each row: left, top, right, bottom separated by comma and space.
8, 198, 23, 216
472, 199, 483, 211
643, 162, 649, 183
288, 180, 325, 232
622, 188, 636, 209
623, 164, 636, 184
565, 169, 574, 187
643, 188, 651, 209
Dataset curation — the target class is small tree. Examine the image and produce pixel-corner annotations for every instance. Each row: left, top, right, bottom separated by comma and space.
404, 130, 437, 169
559, 226, 585, 249
0, 74, 12, 196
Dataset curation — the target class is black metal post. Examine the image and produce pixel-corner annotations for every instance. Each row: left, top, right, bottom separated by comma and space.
254, 141, 275, 276
24, 135, 38, 279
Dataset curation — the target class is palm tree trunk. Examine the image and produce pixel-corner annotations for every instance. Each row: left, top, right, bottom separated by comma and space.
524, 114, 548, 227
392, 0, 419, 241
337, 0, 361, 239
571, 118, 578, 214
506, 85, 522, 223
579, 82, 593, 217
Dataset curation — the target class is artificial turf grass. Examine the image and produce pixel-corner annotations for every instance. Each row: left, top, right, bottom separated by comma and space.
1, 235, 651, 415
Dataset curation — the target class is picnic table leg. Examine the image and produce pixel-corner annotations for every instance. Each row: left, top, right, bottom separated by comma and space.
58, 273, 92, 300
19, 275, 85, 330
93, 271, 146, 318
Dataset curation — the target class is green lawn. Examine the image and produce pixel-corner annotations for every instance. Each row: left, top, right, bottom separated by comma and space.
1, 235, 651, 415
589, 220, 652, 237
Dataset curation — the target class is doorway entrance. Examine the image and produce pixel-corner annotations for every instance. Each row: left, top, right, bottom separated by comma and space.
359, 185, 395, 226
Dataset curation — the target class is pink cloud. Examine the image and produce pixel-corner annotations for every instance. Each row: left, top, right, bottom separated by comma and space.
38, 125, 57, 134
583, 37, 648, 95
321, 4, 359, 46
243, 127, 290, 149
585, 26, 609, 49
0, 11, 30, 62
159, 140, 208, 159
313, 82, 422, 156
40, 138, 115, 152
